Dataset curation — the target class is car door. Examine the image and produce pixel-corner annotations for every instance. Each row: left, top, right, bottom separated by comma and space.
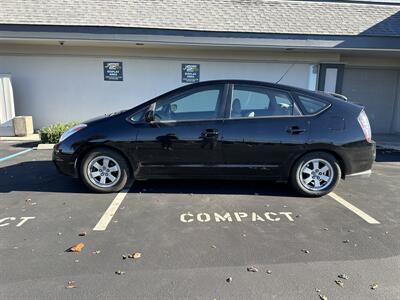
133, 84, 228, 178
221, 83, 310, 178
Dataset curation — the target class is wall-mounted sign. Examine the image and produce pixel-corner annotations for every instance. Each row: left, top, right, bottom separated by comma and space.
104, 62, 123, 81
182, 64, 200, 83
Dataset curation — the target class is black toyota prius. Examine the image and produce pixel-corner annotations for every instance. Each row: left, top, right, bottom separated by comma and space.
53, 80, 375, 197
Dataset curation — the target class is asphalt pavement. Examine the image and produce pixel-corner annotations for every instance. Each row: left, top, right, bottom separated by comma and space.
0, 141, 399, 299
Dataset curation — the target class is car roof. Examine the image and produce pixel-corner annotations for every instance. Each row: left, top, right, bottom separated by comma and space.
127, 79, 358, 115
183, 79, 333, 99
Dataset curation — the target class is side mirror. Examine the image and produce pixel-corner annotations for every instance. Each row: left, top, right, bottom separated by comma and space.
144, 109, 155, 123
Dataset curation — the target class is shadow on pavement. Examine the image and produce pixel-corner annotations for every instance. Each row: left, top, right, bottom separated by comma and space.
0, 160, 297, 197
130, 179, 297, 197
11, 141, 40, 149
0, 161, 88, 193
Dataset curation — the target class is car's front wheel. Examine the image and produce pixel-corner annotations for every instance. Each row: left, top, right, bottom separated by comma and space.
80, 148, 129, 193
291, 152, 341, 197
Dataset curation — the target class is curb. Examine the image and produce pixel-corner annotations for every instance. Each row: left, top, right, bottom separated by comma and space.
36, 144, 55, 150
0, 134, 40, 141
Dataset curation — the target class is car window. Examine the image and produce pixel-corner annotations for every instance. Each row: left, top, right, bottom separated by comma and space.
230, 85, 295, 118
154, 85, 223, 121
296, 94, 329, 115
129, 109, 145, 123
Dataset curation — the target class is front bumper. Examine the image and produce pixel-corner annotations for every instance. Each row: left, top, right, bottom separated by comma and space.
52, 144, 77, 178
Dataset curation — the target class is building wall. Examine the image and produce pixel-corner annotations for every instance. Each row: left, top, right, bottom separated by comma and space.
2, 43, 399, 133
0, 45, 324, 128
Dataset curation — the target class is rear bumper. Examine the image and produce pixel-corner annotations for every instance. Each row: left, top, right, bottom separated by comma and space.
342, 141, 376, 177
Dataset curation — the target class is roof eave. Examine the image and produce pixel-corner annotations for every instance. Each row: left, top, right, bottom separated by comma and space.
1, 24, 400, 51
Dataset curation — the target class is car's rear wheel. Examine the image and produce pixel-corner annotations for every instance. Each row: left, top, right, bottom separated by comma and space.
291, 152, 341, 197
80, 148, 129, 193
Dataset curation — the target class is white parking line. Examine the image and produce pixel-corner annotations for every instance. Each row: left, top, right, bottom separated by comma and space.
93, 184, 132, 231
328, 192, 380, 224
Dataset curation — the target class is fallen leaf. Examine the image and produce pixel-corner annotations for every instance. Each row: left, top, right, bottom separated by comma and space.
67, 242, 85, 252
247, 266, 258, 272
128, 252, 142, 259
338, 274, 349, 280
65, 281, 77, 289
335, 279, 344, 288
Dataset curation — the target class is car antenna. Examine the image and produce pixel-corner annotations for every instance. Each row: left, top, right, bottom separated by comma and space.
275, 63, 295, 84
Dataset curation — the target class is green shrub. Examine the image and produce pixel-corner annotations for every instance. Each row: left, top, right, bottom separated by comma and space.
39, 121, 80, 144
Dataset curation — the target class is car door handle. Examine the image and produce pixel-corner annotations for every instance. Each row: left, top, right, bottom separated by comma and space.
287, 126, 306, 135
202, 129, 219, 138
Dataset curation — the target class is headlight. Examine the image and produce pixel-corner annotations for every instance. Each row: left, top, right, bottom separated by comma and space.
59, 124, 87, 142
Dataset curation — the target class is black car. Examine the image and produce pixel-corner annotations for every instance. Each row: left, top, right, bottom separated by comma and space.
53, 80, 375, 197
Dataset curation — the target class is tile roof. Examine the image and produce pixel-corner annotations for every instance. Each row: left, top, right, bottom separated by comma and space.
0, 0, 400, 37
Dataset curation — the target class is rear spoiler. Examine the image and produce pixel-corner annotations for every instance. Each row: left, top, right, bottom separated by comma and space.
325, 92, 348, 102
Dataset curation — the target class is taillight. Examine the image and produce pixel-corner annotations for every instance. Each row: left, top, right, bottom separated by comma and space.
357, 110, 372, 143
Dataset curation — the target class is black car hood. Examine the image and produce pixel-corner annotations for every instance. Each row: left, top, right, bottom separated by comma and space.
84, 110, 127, 125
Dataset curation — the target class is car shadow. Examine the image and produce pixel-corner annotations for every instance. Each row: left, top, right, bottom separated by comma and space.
130, 179, 298, 197
0, 160, 297, 196
1, 148, 398, 195
10, 141, 40, 149
0, 161, 89, 193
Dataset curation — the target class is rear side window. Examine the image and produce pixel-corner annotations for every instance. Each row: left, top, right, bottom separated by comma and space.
296, 94, 329, 115
230, 84, 298, 118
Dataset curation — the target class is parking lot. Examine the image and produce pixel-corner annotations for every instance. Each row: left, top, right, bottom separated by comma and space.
0, 141, 399, 299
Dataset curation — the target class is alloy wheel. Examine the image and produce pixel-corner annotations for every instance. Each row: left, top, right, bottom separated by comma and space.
299, 158, 334, 191
87, 156, 121, 188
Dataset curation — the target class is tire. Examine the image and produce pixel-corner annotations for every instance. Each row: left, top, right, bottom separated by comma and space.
80, 148, 130, 193
290, 152, 341, 197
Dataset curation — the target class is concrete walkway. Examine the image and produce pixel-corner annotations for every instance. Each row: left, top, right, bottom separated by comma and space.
0, 133, 40, 141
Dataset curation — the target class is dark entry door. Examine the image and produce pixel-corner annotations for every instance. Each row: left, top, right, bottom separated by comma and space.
134, 84, 227, 178
221, 83, 309, 178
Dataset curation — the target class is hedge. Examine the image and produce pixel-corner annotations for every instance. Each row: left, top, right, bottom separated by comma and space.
39, 121, 80, 144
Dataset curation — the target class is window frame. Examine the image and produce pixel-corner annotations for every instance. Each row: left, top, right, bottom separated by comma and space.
293, 92, 332, 116
224, 83, 303, 120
